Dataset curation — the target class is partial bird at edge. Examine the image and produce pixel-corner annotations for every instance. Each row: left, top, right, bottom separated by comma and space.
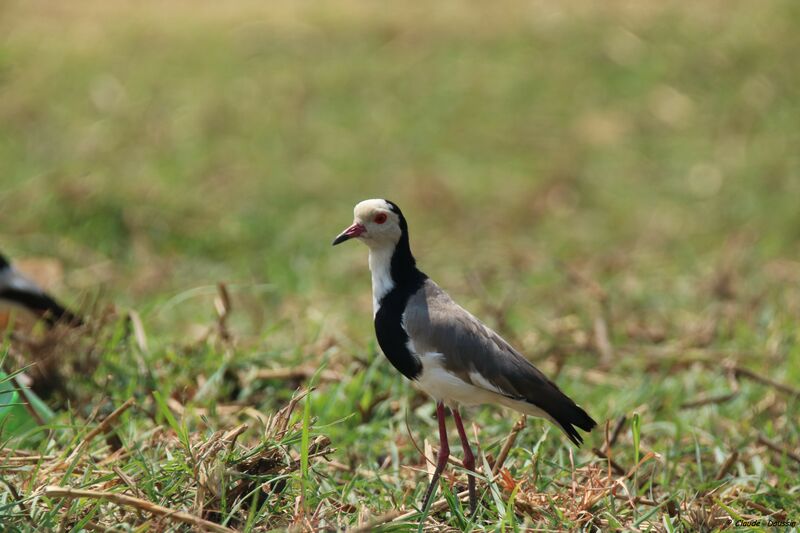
0, 252, 83, 327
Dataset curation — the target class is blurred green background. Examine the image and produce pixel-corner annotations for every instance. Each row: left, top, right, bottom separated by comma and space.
3, 1, 798, 314
1, 0, 799, 528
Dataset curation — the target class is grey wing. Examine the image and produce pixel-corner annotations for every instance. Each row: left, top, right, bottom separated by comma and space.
404, 279, 595, 445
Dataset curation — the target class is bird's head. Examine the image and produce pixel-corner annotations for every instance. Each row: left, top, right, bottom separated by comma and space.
332, 199, 404, 249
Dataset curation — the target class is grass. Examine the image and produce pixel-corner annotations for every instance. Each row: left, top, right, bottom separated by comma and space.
1, 0, 799, 530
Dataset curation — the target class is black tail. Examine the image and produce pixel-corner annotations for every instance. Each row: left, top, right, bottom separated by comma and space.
552, 401, 596, 446
526, 379, 597, 446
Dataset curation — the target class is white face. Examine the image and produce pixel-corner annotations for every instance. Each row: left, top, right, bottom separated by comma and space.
333, 198, 402, 249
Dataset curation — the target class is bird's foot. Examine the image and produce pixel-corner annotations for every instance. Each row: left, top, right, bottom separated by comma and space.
421, 477, 439, 512
467, 476, 477, 514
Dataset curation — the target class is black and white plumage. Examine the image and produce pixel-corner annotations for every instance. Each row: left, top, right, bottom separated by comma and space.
0, 253, 82, 327
333, 199, 596, 511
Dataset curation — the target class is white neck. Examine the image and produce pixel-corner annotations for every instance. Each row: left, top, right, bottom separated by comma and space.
368, 245, 395, 316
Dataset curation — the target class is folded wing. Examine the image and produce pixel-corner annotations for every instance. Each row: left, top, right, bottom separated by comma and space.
403, 280, 595, 445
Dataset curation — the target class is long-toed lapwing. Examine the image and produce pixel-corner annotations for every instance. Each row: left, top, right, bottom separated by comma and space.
333, 199, 596, 511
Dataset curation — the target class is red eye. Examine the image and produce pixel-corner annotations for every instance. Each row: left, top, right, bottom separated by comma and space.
374, 213, 388, 224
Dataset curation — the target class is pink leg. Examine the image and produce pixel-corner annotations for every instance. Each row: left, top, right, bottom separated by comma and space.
453, 408, 477, 511
421, 401, 450, 509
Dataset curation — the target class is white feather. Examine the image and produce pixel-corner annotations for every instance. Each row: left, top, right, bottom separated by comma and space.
468, 371, 506, 396
368, 245, 395, 315
414, 352, 503, 407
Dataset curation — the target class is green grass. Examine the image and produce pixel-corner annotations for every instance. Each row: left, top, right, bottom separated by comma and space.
1, 0, 799, 530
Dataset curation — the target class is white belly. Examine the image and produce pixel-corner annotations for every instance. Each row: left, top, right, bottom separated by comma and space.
412, 351, 556, 427
413, 352, 501, 407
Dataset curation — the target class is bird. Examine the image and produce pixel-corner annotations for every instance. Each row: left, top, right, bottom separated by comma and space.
0, 252, 83, 327
332, 199, 596, 512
